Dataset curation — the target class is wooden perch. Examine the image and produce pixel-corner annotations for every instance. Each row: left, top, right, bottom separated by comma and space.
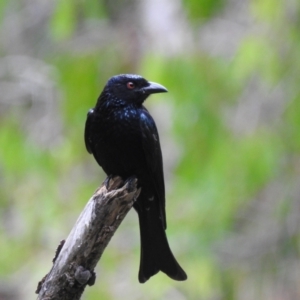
36, 176, 140, 300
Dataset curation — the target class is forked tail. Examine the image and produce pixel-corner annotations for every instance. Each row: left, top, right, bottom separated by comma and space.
136, 204, 187, 283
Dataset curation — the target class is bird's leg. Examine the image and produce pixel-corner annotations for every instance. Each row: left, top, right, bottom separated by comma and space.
104, 175, 113, 189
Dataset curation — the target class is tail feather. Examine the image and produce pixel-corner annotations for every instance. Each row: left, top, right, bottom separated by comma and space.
136, 203, 187, 283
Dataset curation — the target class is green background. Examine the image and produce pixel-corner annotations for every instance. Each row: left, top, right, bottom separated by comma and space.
0, 0, 299, 299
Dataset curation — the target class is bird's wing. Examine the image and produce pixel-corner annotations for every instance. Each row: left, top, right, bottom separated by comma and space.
84, 109, 94, 154
140, 109, 167, 229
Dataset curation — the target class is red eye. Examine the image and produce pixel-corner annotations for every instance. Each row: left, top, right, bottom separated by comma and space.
127, 82, 135, 89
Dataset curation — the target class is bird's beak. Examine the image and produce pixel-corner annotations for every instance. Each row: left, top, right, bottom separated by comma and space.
143, 81, 168, 94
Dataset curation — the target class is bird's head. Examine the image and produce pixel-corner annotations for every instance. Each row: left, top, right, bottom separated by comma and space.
103, 74, 168, 105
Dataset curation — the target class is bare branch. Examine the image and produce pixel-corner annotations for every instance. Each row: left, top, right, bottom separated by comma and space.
37, 176, 140, 300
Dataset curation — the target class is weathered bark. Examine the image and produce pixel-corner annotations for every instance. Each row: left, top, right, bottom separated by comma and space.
37, 176, 140, 300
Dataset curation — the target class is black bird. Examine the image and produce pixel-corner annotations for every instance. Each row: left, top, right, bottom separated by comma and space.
84, 74, 187, 283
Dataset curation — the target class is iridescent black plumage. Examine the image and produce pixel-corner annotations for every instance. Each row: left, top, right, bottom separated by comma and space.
84, 74, 187, 283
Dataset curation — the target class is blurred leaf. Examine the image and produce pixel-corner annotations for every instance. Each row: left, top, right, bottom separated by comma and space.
183, 0, 226, 20
251, 0, 284, 22
283, 93, 300, 152
50, 0, 77, 40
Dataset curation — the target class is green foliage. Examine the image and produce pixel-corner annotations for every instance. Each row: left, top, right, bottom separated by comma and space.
50, 0, 106, 40
1, 0, 300, 299
251, 0, 285, 22
284, 93, 300, 152
50, 0, 77, 40
232, 36, 282, 84
182, 0, 226, 20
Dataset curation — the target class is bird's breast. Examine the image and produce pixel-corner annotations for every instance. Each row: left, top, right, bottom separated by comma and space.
90, 105, 145, 176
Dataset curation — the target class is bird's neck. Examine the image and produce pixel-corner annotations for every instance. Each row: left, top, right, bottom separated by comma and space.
95, 92, 125, 110
95, 91, 144, 112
